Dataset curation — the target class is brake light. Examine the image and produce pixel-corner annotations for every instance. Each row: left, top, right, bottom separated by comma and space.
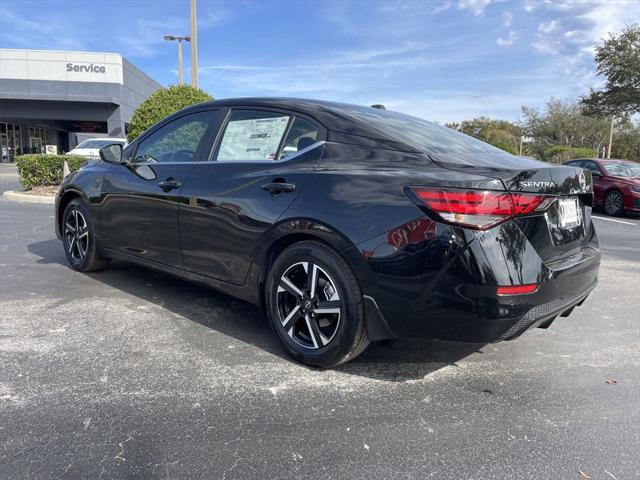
409, 188, 552, 230
497, 284, 539, 295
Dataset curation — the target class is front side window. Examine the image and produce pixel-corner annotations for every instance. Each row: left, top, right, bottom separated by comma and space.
216, 110, 290, 161
279, 117, 319, 160
134, 111, 214, 163
584, 161, 603, 175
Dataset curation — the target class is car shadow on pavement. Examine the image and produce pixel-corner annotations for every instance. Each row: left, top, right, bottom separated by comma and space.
28, 238, 485, 382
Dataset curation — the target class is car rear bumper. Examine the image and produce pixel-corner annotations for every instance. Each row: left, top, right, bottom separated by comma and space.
353, 216, 600, 343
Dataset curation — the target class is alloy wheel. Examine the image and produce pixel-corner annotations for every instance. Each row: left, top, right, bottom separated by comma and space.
64, 209, 89, 263
604, 191, 623, 216
276, 261, 341, 349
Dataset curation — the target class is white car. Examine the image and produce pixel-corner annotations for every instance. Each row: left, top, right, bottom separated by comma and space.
67, 138, 126, 158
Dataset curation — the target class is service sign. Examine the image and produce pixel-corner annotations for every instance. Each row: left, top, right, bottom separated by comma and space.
45, 145, 58, 155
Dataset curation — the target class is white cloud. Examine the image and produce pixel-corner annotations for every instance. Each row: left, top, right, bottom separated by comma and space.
579, 0, 636, 44
433, 1, 452, 14
497, 30, 520, 47
538, 20, 558, 34
503, 11, 513, 27
532, 38, 559, 55
457, 0, 492, 16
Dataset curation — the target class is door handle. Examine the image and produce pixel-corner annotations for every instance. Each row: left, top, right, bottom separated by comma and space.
262, 181, 296, 194
158, 178, 181, 191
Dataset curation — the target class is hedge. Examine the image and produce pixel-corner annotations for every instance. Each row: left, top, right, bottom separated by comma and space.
543, 146, 597, 163
15, 154, 87, 189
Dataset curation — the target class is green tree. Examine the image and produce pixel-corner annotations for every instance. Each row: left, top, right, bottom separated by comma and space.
128, 84, 213, 141
521, 98, 610, 159
610, 117, 640, 160
581, 24, 640, 116
542, 146, 598, 163
445, 117, 523, 154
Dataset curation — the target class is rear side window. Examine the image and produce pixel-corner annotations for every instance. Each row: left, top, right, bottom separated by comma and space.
279, 117, 319, 160
216, 110, 290, 161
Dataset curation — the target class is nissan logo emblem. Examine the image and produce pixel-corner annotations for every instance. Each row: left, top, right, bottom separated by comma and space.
579, 171, 586, 190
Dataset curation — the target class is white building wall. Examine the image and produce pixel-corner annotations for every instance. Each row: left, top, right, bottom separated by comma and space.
0, 49, 124, 85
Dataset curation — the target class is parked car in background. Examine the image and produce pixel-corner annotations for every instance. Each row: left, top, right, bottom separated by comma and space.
564, 158, 640, 216
67, 138, 126, 158
55, 98, 600, 367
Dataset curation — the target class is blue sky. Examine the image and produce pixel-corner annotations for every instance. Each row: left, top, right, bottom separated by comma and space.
0, 0, 637, 122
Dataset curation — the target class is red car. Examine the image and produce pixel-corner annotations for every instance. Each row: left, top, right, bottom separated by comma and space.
564, 158, 640, 216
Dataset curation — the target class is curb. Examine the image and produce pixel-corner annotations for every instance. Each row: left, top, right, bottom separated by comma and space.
2, 190, 55, 205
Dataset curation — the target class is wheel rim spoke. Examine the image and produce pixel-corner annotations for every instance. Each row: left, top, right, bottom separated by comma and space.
304, 314, 322, 348
281, 304, 301, 329
65, 222, 75, 233
278, 277, 303, 298
308, 263, 319, 297
314, 300, 341, 315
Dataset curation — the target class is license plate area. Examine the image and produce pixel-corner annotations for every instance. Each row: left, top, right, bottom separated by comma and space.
558, 197, 581, 229
545, 196, 587, 246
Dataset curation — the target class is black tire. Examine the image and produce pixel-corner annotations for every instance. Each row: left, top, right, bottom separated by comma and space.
62, 199, 109, 272
265, 241, 369, 368
603, 190, 624, 216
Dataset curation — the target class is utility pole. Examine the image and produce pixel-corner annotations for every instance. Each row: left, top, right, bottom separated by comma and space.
163, 35, 191, 85
607, 116, 614, 159
519, 136, 523, 156
190, 0, 198, 89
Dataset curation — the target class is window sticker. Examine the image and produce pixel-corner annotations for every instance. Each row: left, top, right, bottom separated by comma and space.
218, 116, 289, 161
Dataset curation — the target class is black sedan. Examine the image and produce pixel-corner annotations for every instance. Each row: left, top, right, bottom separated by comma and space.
55, 98, 600, 367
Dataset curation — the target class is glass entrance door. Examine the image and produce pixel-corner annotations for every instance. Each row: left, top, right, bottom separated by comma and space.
28, 126, 48, 154
0, 123, 23, 162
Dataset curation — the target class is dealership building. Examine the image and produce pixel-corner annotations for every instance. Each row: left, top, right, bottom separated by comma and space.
0, 49, 162, 161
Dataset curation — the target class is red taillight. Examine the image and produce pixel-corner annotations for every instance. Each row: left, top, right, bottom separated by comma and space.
497, 284, 539, 295
409, 187, 552, 230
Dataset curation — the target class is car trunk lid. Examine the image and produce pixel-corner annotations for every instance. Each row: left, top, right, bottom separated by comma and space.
430, 154, 594, 263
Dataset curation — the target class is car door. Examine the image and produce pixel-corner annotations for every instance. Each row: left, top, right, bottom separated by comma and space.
179, 108, 325, 285
100, 109, 219, 267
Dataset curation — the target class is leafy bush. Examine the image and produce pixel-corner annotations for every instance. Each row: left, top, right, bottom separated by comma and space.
127, 84, 213, 142
15, 154, 87, 189
543, 146, 597, 163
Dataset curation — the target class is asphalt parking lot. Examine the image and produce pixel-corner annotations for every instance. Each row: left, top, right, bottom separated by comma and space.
1, 164, 639, 479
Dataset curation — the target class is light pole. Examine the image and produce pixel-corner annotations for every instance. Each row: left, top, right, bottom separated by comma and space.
163, 35, 191, 85
190, 0, 198, 88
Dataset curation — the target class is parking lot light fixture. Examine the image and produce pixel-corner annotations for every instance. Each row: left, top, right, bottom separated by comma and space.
163, 35, 191, 85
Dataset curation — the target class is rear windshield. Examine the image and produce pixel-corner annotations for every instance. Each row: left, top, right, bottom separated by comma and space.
76, 139, 123, 149
341, 105, 546, 169
341, 106, 507, 155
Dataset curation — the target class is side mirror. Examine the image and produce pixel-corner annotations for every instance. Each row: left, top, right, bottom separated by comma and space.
99, 143, 123, 164
591, 171, 602, 177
